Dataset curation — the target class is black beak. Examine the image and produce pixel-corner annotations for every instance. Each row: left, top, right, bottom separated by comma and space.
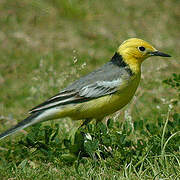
150, 51, 171, 57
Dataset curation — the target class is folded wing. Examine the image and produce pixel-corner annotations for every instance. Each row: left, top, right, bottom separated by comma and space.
29, 61, 131, 113
29, 80, 119, 113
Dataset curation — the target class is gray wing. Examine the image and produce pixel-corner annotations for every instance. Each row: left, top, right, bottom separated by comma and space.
29, 62, 131, 113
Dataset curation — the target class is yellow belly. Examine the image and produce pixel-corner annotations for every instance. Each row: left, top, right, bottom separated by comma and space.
58, 73, 141, 120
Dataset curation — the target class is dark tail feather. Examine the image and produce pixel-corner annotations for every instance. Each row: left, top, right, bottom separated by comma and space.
0, 112, 43, 140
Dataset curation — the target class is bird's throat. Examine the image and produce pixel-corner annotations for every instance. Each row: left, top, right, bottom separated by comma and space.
124, 57, 141, 74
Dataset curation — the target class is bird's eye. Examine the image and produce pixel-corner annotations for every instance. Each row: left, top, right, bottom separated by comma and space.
138, 46, 146, 52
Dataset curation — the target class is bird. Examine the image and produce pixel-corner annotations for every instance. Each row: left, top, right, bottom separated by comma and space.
0, 38, 171, 140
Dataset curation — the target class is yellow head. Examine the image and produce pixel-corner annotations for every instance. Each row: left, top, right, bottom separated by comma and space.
117, 38, 171, 73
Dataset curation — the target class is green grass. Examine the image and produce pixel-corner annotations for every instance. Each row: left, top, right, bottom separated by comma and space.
0, 0, 180, 179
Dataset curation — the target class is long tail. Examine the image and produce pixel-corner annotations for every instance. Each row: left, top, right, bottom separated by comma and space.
0, 108, 60, 140
0, 112, 43, 140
